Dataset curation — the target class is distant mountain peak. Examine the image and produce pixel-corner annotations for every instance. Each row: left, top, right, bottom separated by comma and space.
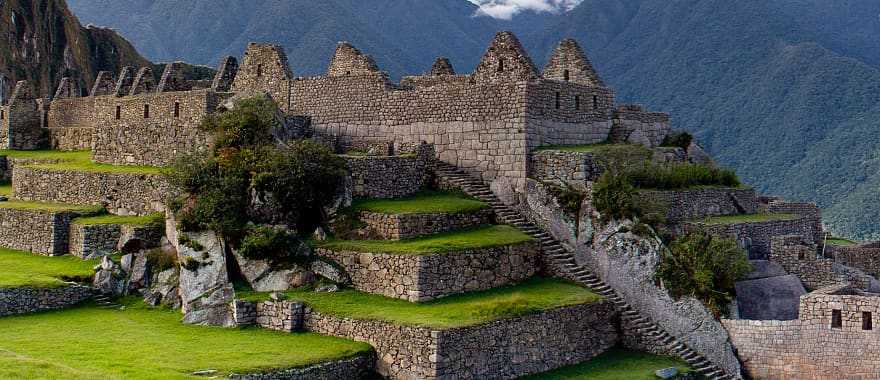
469, 0, 583, 20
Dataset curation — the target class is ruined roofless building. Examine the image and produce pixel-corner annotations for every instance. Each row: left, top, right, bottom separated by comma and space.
25, 31, 669, 192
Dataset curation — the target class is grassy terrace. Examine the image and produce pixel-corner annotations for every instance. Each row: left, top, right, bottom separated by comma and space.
690, 213, 799, 226
826, 237, 857, 246
0, 181, 10, 196
239, 277, 602, 329
534, 142, 617, 153
0, 299, 371, 379
318, 225, 533, 255
0, 150, 162, 175
351, 191, 488, 214
0, 247, 97, 288
522, 349, 692, 380
73, 212, 164, 226
0, 200, 103, 214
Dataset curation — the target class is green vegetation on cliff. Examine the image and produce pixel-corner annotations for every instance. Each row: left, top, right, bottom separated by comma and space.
318, 225, 534, 255
0, 247, 97, 288
0, 299, 371, 379
239, 277, 602, 329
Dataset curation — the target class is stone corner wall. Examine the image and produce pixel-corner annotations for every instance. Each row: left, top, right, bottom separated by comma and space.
230, 353, 376, 380
608, 105, 670, 148
638, 187, 758, 222
358, 208, 494, 240
346, 144, 435, 199
0, 285, 93, 316
0, 207, 79, 255
684, 214, 819, 260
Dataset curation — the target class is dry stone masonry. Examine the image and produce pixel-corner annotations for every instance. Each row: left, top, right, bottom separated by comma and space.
358, 208, 494, 240
0, 285, 93, 317
0, 207, 83, 255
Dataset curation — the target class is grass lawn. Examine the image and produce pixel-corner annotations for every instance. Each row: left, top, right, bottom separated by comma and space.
691, 213, 799, 226
0, 299, 372, 379
826, 236, 857, 246
534, 143, 611, 153
351, 191, 488, 214
0, 149, 163, 175
0, 181, 10, 196
73, 212, 164, 226
318, 225, 533, 255
238, 277, 602, 329
0, 247, 97, 288
0, 200, 103, 214
521, 348, 692, 380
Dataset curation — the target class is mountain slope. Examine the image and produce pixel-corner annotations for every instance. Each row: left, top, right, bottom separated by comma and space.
0, 0, 150, 98
66, 0, 880, 239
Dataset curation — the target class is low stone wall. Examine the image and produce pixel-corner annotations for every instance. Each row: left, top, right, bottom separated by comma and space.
316, 242, 538, 302
770, 235, 876, 291
608, 105, 670, 148
684, 215, 819, 260
827, 243, 880, 278
0, 285, 93, 316
764, 200, 823, 243
345, 143, 434, 199
12, 166, 171, 216
230, 353, 376, 380
46, 127, 94, 151
359, 209, 493, 240
0, 208, 79, 255
529, 150, 601, 189
69, 223, 120, 258
255, 300, 304, 332
303, 301, 617, 380
637, 188, 758, 222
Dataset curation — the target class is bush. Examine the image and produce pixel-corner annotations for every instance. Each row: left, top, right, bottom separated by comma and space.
545, 182, 586, 216
660, 131, 693, 150
628, 162, 740, 190
592, 172, 636, 222
146, 248, 178, 273
656, 231, 752, 317
200, 95, 278, 149
238, 225, 305, 264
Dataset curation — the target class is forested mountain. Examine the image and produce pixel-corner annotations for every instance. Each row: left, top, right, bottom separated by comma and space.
66, 0, 880, 239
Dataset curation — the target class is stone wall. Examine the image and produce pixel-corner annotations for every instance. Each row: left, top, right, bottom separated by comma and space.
230, 353, 376, 380
0, 285, 93, 316
1, 81, 43, 149
316, 241, 539, 302
828, 243, 880, 278
770, 235, 876, 291
231, 43, 293, 111
607, 105, 671, 148
92, 89, 227, 166
685, 214, 819, 260
12, 166, 170, 215
638, 188, 759, 222
69, 223, 120, 258
255, 300, 304, 332
345, 144, 434, 199
0, 208, 80, 255
45, 95, 100, 150
764, 200, 823, 243
529, 150, 602, 189
723, 285, 880, 379
303, 301, 617, 380
359, 209, 493, 240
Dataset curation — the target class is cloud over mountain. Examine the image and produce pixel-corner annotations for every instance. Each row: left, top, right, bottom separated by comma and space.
468, 0, 582, 19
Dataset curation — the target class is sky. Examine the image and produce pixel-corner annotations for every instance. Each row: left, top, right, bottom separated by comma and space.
468, 0, 583, 19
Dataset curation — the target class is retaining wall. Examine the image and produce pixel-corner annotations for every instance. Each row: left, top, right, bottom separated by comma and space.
303, 301, 618, 380
316, 242, 538, 302
12, 166, 170, 215
0, 208, 79, 255
359, 209, 493, 240
684, 215, 819, 260
230, 354, 376, 380
637, 188, 758, 222
69, 223, 119, 258
345, 144, 434, 199
0, 285, 93, 316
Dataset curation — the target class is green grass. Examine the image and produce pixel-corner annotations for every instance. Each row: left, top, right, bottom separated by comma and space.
0, 181, 10, 196
521, 348, 692, 380
318, 225, 534, 255
0, 200, 104, 214
0, 149, 163, 175
73, 212, 164, 226
238, 277, 602, 329
0, 299, 372, 379
826, 237, 857, 246
691, 213, 799, 226
351, 191, 488, 214
0, 247, 98, 288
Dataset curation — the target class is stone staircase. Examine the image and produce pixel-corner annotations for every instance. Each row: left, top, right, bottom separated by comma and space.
434, 162, 737, 380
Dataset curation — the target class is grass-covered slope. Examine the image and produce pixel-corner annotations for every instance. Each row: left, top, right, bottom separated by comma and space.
239, 277, 602, 329
0, 299, 371, 379
0, 150, 163, 174
522, 348, 692, 380
318, 225, 533, 255
351, 191, 488, 214
0, 247, 97, 288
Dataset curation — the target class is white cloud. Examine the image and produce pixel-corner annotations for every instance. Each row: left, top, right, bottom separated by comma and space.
468, 0, 583, 20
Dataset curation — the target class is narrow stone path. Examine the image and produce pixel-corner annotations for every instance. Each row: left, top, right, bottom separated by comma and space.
435, 162, 737, 380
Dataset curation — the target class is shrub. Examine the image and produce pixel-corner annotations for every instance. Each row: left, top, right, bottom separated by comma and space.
545, 182, 586, 216
200, 95, 278, 149
660, 131, 693, 150
146, 248, 178, 273
238, 225, 305, 264
656, 231, 752, 317
592, 144, 653, 172
592, 171, 636, 222
628, 162, 740, 190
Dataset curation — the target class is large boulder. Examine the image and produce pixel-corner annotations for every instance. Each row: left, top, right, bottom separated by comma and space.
686, 142, 713, 165
232, 251, 315, 292
93, 256, 127, 296
166, 216, 235, 327
144, 268, 181, 308
735, 275, 806, 320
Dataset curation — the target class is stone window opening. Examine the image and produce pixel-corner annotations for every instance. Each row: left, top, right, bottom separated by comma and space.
832, 309, 842, 329
143, 104, 150, 119
498, 58, 505, 73
575, 95, 581, 110
592, 95, 599, 110
563, 70, 570, 81
0, 109, 4, 120
864, 312, 873, 330
173, 102, 180, 118
555, 92, 561, 109
257, 64, 263, 77
798, 249, 805, 260
115, 105, 121, 120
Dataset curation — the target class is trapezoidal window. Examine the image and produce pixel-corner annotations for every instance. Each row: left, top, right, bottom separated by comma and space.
563, 69, 570, 81
864, 312, 873, 330
575, 95, 581, 110
555, 92, 561, 109
0, 109, 4, 120
256, 64, 263, 77
831, 309, 842, 329
593, 95, 599, 110
498, 58, 505, 72
143, 104, 150, 119
173, 102, 180, 118
115, 105, 121, 120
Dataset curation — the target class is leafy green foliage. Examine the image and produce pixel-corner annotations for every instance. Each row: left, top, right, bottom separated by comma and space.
200, 96, 278, 149
656, 231, 752, 317
145, 248, 177, 273
592, 172, 636, 222
238, 226, 305, 264
660, 131, 693, 150
628, 162, 740, 190
544, 182, 586, 216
